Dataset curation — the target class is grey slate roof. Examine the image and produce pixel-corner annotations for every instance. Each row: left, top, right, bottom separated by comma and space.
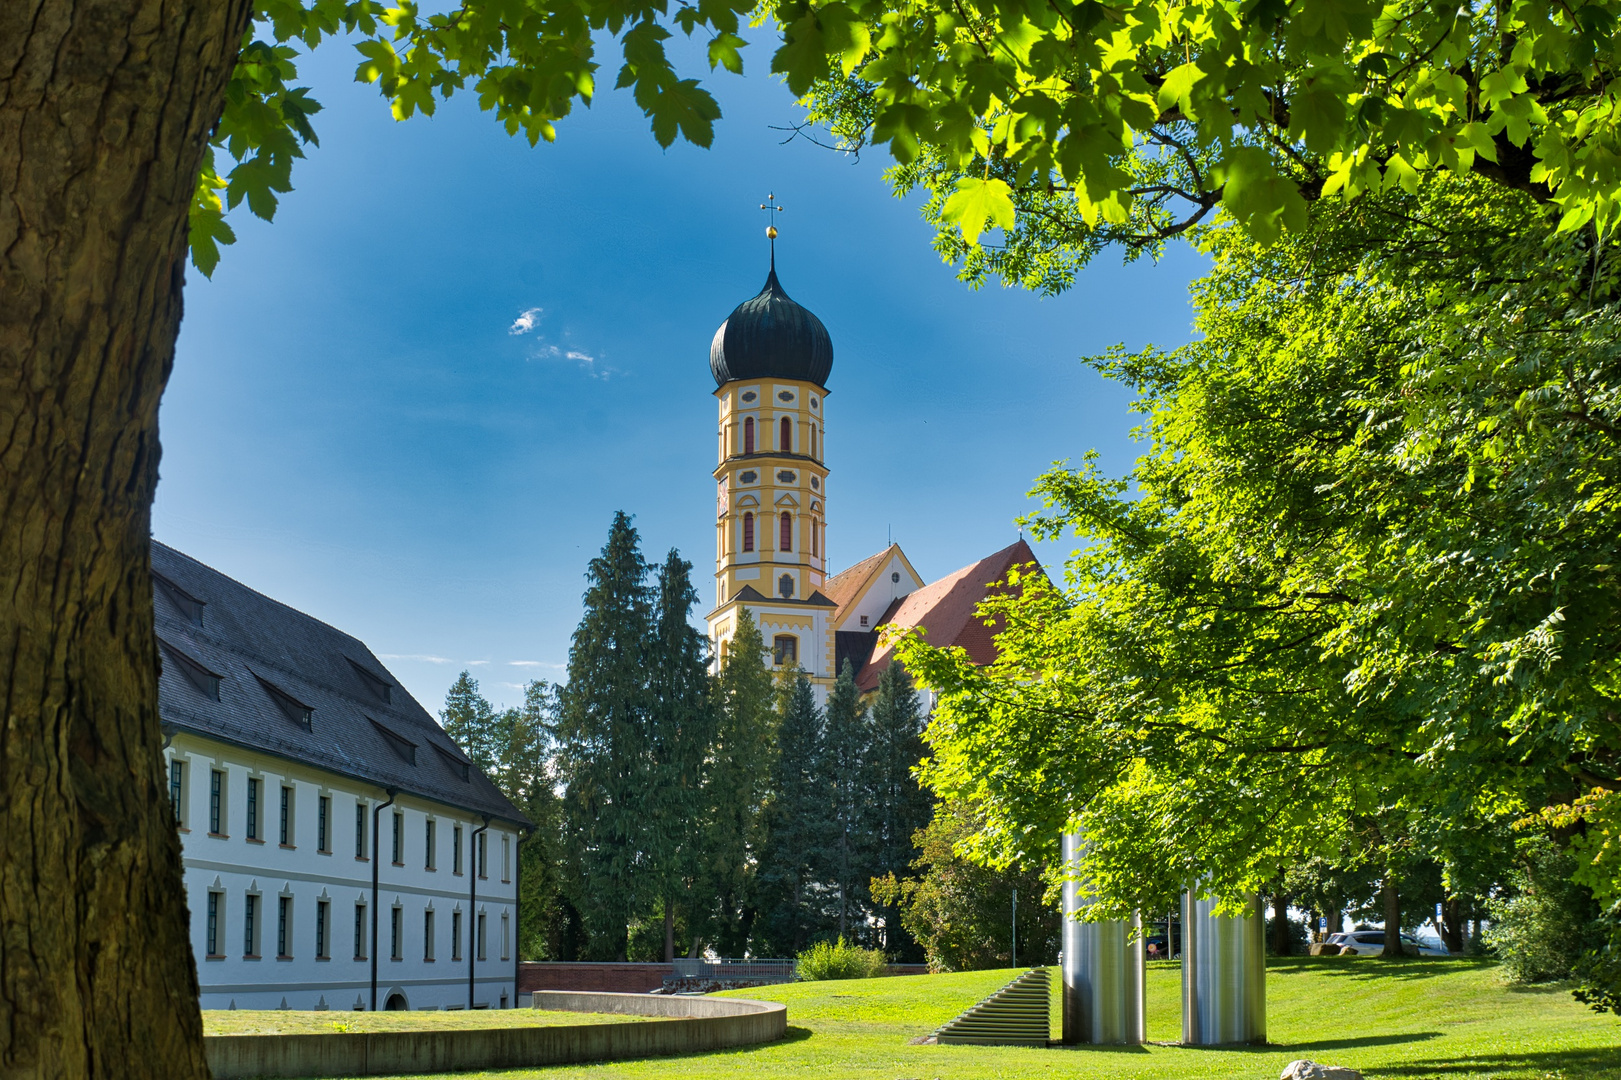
152, 541, 530, 830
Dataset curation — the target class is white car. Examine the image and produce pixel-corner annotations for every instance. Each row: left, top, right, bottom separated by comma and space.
1328, 930, 1449, 957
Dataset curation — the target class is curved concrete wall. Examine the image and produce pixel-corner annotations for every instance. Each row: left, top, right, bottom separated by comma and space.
204, 993, 787, 1079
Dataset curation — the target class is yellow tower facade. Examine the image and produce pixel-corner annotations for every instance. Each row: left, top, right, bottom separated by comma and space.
705, 262, 838, 700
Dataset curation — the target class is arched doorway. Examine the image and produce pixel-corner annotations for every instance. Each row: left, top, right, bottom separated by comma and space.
384, 991, 408, 1011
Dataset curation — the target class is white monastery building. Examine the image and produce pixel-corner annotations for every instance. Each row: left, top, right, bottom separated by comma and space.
153, 541, 529, 1011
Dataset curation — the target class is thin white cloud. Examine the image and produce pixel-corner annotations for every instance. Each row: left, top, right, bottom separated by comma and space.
509, 307, 543, 335
509, 660, 565, 669
466, 659, 491, 667
528, 341, 617, 380
377, 653, 453, 664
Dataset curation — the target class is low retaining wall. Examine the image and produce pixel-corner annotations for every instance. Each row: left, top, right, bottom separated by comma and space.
203, 992, 787, 1079
519, 961, 675, 994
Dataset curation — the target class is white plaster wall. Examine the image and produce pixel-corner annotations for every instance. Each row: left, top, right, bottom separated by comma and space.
167, 735, 519, 1012
834, 552, 924, 633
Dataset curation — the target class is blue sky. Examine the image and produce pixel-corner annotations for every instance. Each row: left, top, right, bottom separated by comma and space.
154, 30, 1205, 713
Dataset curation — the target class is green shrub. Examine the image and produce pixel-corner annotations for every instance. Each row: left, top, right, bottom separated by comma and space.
796, 937, 888, 981
1483, 839, 1600, 983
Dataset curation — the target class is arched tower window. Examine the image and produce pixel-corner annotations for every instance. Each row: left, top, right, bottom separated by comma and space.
743, 417, 755, 455
780, 512, 792, 551
811, 519, 819, 557
811, 425, 818, 459
780, 416, 791, 452
742, 513, 755, 552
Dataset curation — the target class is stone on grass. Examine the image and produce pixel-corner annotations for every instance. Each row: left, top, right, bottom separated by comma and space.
1281, 1059, 1364, 1080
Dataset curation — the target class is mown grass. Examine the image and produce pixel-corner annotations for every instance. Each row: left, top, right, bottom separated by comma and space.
300, 956, 1621, 1079
202, 1008, 650, 1035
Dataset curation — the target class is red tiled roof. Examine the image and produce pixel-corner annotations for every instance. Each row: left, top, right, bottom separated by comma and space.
855, 538, 1042, 693
823, 545, 897, 626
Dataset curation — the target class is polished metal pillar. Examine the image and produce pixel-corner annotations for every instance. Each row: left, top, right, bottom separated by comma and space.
1180, 890, 1266, 1045
1060, 833, 1145, 1045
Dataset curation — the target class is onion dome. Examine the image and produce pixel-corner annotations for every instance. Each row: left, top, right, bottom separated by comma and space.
709, 265, 834, 389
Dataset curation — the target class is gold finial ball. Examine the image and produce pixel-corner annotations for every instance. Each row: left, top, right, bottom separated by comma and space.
766, 225, 778, 239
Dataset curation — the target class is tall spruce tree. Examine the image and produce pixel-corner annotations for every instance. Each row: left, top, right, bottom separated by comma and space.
556, 512, 654, 960
862, 662, 933, 960
440, 670, 499, 774
701, 609, 778, 956
823, 660, 870, 941
508, 680, 565, 960
758, 668, 831, 955
647, 550, 717, 961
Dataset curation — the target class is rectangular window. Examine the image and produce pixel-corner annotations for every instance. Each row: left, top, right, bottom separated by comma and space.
500, 913, 510, 961
502, 835, 510, 883
453, 824, 463, 875
477, 832, 487, 880
316, 900, 329, 959
424, 909, 435, 961
354, 903, 367, 960
356, 802, 368, 859
209, 769, 224, 834
391, 811, 404, 865
390, 907, 402, 961
243, 894, 258, 957
477, 912, 487, 961
451, 911, 463, 961
169, 760, 185, 826
279, 785, 293, 846
277, 895, 291, 958
317, 795, 330, 853
246, 777, 260, 841
206, 892, 221, 957
425, 819, 436, 870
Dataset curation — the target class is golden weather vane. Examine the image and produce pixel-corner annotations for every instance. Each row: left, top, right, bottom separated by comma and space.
760, 193, 784, 266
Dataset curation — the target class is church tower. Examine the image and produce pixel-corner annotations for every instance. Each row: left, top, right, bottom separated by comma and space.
706, 241, 839, 700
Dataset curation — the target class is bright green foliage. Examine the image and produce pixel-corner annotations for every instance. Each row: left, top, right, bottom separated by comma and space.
872, 798, 1056, 971
859, 661, 932, 959
795, 936, 888, 980
646, 550, 719, 958
701, 609, 778, 956
823, 660, 869, 940
757, 669, 830, 955
800, 0, 1621, 290
556, 511, 654, 960
895, 174, 1621, 930
1484, 838, 1601, 983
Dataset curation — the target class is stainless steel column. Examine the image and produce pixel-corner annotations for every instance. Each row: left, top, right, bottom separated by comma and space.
1180, 890, 1266, 1045
1060, 832, 1145, 1045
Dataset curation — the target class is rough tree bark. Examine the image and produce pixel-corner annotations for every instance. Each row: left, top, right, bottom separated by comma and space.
1, 0, 253, 1075
1270, 891, 1291, 956
1380, 874, 1406, 959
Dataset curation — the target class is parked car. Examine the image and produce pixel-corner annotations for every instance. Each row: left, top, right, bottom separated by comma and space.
1327, 930, 1449, 957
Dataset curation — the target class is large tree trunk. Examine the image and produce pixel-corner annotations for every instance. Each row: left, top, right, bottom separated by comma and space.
1270, 890, 1291, 955
0, 0, 252, 1075
1380, 874, 1405, 958
1441, 896, 1465, 954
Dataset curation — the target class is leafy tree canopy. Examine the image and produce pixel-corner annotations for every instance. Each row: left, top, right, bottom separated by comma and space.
202, 0, 1621, 275
895, 172, 1621, 921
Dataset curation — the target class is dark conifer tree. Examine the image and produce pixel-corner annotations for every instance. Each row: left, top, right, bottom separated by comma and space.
647, 550, 718, 960
823, 660, 870, 941
701, 609, 777, 956
556, 511, 653, 960
861, 662, 933, 960
440, 670, 499, 774
758, 668, 831, 954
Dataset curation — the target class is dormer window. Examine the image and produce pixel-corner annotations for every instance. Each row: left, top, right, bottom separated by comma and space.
371, 719, 417, 766
161, 640, 221, 701
347, 659, 392, 704
153, 572, 205, 626
256, 675, 313, 730
433, 744, 471, 782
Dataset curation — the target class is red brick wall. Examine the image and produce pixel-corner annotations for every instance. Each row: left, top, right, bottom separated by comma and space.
519, 962, 675, 995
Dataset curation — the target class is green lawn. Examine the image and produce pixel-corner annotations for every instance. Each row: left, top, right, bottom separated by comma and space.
202, 1009, 650, 1035
297, 957, 1621, 1079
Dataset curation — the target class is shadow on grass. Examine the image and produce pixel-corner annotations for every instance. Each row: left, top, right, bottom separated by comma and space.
1367, 1047, 1621, 1077
1048, 1033, 1441, 1057
1265, 956, 1494, 985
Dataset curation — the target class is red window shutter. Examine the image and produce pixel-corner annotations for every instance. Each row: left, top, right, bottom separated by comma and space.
780, 416, 791, 451
780, 512, 792, 551
743, 513, 754, 552
744, 418, 755, 455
